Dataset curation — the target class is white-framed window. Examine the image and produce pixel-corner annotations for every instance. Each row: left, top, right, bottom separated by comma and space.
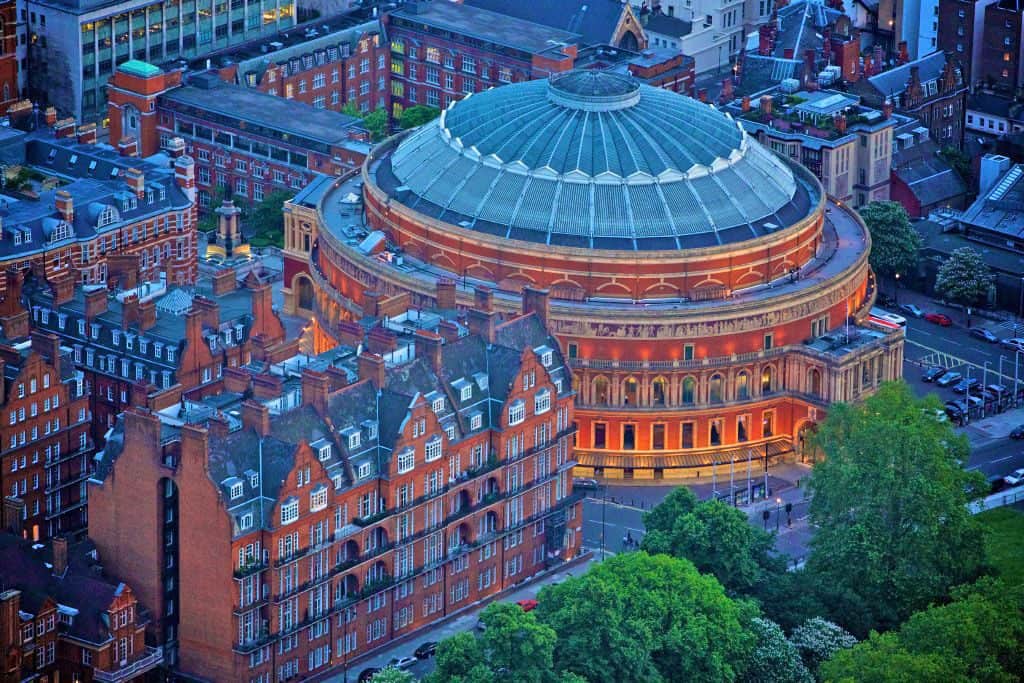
348, 432, 361, 449
508, 400, 525, 426
358, 463, 371, 479
310, 485, 328, 512
424, 436, 442, 462
397, 448, 415, 474
230, 482, 243, 499
318, 444, 332, 461
541, 351, 553, 367
431, 397, 444, 413
240, 513, 253, 530
280, 499, 299, 525
460, 385, 472, 401
534, 389, 551, 415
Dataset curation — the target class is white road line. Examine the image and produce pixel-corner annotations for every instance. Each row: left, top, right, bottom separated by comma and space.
990, 455, 1014, 464
906, 339, 1018, 380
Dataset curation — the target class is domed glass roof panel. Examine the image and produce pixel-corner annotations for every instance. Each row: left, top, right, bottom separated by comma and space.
379, 71, 817, 250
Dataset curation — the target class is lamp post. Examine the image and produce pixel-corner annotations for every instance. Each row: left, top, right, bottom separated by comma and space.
775, 497, 782, 531
600, 480, 607, 561
982, 361, 991, 418
894, 272, 900, 305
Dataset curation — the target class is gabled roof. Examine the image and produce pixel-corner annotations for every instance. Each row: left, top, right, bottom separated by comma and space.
866, 50, 948, 98
462, 0, 632, 47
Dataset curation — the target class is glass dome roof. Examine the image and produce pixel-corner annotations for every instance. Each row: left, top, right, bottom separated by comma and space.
380, 71, 816, 251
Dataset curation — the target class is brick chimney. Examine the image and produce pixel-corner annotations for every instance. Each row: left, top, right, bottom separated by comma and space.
301, 369, 330, 414
212, 268, 237, 297
366, 326, 397, 354
720, 77, 733, 103
118, 137, 138, 157
474, 286, 493, 312
438, 319, 461, 343
335, 320, 364, 348
207, 414, 230, 440
121, 294, 140, 330
192, 296, 220, 332
44, 106, 57, 127
54, 118, 76, 139
129, 381, 149, 408
76, 123, 98, 145
835, 113, 847, 134
125, 168, 145, 198
467, 308, 498, 344
174, 156, 196, 203
2, 497, 23, 534
49, 272, 75, 306
241, 400, 271, 437
51, 535, 69, 576
882, 99, 893, 119
83, 287, 108, 319
55, 190, 74, 223
698, 88, 707, 103
741, 95, 751, 112
165, 137, 187, 158
758, 23, 773, 55
416, 329, 444, 374
30, 330, 61, 377
222, 366, 251, 394
436, 278, 457, 310
252, 373, 283, 399
138, 299, 157, 332
760, 95, 773, 117
357, 352, 387, 389
522, 287, 550, 329
363, 290, 383, 318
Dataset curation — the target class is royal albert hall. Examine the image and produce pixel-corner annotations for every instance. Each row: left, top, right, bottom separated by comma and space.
289, 70, 904, 480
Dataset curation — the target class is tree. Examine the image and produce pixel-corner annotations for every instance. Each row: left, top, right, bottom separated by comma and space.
641, 487, 782, 596
939, 145, 973, 185
425, 633, 494, 683
858, 201, 921, 280
371, 667, 416, 683
197, 186, 227, 234
805, 382, 987, 636
820, 578, 1024, 682
739, 617, 813, 683
247, 189, 293, 248
400, 105, 441, 129
536, 552, 757, 683
934, 246, 995, 308
362, 109, 389, 142
787, 617, 858, 677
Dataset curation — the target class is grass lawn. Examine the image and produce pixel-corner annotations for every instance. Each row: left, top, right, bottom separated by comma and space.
977, 506, 1024, 587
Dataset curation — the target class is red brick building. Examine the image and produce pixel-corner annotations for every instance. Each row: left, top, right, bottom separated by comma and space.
0, 531, 163, 683
0, 0, 18, 114
25, 260, 291, 448
105, 62, 370, 212
87, 302, 582, 679
0, 299, 92, 541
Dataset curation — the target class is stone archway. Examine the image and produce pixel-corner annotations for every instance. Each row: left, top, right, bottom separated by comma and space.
295, 274, 314, 312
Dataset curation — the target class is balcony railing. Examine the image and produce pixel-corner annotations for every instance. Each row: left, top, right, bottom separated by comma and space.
92, 647, 163, 682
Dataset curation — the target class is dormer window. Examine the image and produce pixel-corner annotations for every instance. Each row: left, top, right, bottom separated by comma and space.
90, 323, 99, 339
154, 342, 163, 359
280, 498, 299, 525
111, 330, 120, 345
424, 435, 442, 462
240, 513, 253, 530
318, 444, 332, 461
310, 485, 328, 512
208, 335, 218, 351
235, 324, 245, 342
542, 351, 553, 367
346, 430, 361, 450
362, 420, 378, 440
249, 473, 259, 488
444, 423, 456, 441
77, 320, 85, 336
332, 474, 344, 490
431, 397, 444, 413
167, 347, 176, 363
229, 481, 243, 499
470, 413, 482, 431
358, 463, 371, 479
460, 385, 472, 401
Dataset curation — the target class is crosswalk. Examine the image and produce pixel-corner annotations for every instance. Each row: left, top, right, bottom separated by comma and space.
907, 339, 1021, 385
915, 350, 964, 370
989, 319, 1024, 334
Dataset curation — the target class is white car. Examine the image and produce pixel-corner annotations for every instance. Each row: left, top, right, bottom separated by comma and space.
388, 656, 417, 670
1003, 468, 1024, 486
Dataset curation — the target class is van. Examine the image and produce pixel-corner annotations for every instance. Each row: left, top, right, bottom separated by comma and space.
869, 307, 907, 328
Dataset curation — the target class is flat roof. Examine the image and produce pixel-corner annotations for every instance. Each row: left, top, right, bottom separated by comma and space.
390, 1, 581, 55
161, 74, 363, 148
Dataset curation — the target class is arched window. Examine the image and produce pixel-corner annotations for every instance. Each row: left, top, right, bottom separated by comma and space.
593, 376, 609, 405
761, 366, 774, 394
808, 368, 822, 396
709, 374, 723, 403
681, 377, 696, 405
736, 371, 750, 401
297, 276, 314, 310
652, 377, 668, 406
623, 377, 638, 406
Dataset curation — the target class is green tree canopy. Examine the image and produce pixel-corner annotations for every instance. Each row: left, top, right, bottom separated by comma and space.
342, 103, 389, 141
370, 667, 416, 683
247, 189, 293, 248
787, 617, 858, 677
821, 578, 1024, 682
805, 382, 987, 636
641, 486, 782, 596
426, 632, 494, 683
858, 201, 921, 279
400, 105, 441, 129
740, 617, 813, 683
934, 246, 995, 308
536, 552, 757, 683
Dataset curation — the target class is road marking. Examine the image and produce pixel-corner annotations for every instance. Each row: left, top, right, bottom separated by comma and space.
990, 455, 1013, 464
906, 339, 1018, 381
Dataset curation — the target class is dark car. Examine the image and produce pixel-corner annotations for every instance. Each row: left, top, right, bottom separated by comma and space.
970, 327, 999, 343
358, 668, 381, 682
877, 293, 897, 308
988, 384, 1010, 398
572, 477, 599, 491
415, 641, 438, 659
1011, 425, 1024, 440
922, 366, 947, 382
953, 378, 980, 394
925, 312, 953, 326
936, 371, 962, 387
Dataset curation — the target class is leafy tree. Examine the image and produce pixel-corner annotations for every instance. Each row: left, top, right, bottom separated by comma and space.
939, 145, 973, 185
400, 105, 441, 129
805, 382, 987, 636
247, 189, 293, 248
426, 632, 494, 683
362, 109, 389, 142
935, 246, 995, 308
821, 578, 1024, 682
197, 186, 226, 233
536, 552, 757, 683
740, 617, 813, 683
858, 201, 921, 280
751, 569, 830, 633
788, 617, 858, 677
641, 486, 782, 596
370, 667, 415, 683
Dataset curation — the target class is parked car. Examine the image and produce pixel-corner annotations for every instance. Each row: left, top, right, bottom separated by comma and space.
965, 395, 984, 408
936, 371, 962, 387
415, 642, 438, 659
877, 293, 897, 307
475, 619, 487, 631
944, 401, 966, 422
572, 477, 599, 491
358, 668, 381, 682
953, 378, 980, 394
970, 327, 999, 343
899, 303, 924, 318
925, 312, 953, 326
988, 384, 1010, 398
922, 366, 947, 382
389, 656, 418, 670
1010, 425, 1024, 440
1003, 468, 1024, 486
922, 408, 949, 423
1001, 338, 1024, 352
516, 598, 539, 612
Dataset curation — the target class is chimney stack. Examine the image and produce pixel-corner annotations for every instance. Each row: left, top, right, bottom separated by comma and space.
52, 535, 69, 576
49, 272, 75, 306
435, 278, 457, 310
53, 118, 76, 139
882, 99, 893, 119
835, 113, 847, 134
241, 400, 271, 437
55, 190, 74, 223
212, 268, 237, 296
83, 287, 108, 319
2, 497, 23, 534
301, 369, 330, 414
44, 106, 57, 127
760, 95, 773, 117
416, 330, 444, 374
138, 299, 157, 331
125, 168, 145, 198
76, 123, 98, 145
357, 352, 387, 389
118, 137, 139, 157
522, 287, 550, 329
30, 330, 61, 377
474, 286, 493, 312
366, 326, 397, 354
467, 309, 498, 344
741, 95, 751, 112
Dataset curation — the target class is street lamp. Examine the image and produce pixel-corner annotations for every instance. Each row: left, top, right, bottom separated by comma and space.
775, 497, 782, 532
982, 360, 991, 418
894, 272, 900, 305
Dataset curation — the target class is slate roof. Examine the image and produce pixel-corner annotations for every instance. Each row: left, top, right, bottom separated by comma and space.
462, 0, 633, 47
968, 92, 1014, 118
892, 139, 967, 207
644, 13, 693, 37
960, 162, 1024, 238
0, 533, 142, 645
866, 50, 948, 99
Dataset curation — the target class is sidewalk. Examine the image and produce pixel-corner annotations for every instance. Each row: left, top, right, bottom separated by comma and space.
964, 406, 1024, 443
